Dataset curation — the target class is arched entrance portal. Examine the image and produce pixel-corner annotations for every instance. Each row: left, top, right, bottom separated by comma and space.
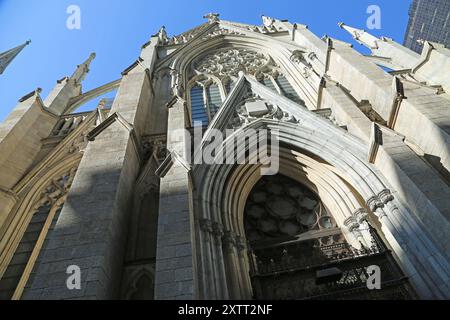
244, 174, 414, 300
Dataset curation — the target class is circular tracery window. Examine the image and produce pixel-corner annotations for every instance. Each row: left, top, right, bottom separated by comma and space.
245, 175, 336, 243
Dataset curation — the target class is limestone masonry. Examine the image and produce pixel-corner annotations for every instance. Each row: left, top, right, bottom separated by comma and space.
0, 14, 449, 300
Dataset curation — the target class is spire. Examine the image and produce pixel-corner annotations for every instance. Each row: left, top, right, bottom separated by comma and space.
70, 52, 96, 83
0, 40, 31, 75
338, 22, 379, 49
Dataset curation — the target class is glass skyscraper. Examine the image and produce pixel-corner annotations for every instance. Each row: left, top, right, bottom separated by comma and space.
404, 0, 450, 53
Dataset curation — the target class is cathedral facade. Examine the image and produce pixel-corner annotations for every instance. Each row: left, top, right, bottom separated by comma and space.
0, 14, 449, 300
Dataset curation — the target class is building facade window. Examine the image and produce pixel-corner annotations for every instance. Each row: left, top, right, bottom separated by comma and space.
188, 48, 305, 127
190, 85, 209, 125
259, 74, 303, 105
0, 169, 76, 300
189, 81, 225, 126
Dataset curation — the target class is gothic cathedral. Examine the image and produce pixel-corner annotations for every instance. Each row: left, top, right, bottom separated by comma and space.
0, 14, 449, 300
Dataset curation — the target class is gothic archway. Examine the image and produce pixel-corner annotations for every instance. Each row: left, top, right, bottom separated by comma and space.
243, 174, 413, 300
192, 114, 435, 299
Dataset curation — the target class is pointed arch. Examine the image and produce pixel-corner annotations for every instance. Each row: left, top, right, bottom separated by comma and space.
190, 77, 449, 299
121, 265, 155, 300
155, 31, 317, 109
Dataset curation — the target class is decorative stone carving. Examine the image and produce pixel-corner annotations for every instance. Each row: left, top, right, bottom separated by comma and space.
212, 222, 224, 239
308, 52, 318, 61
194, 49, 271, 78
204, 13, 220, 24
156, 26, 169, 45
170, 69, 184, 99
366, 190, 394, 219
34, 167, 77, 209
222, 231, 237, 248
199, 218, 214, 233
378, 189, 394, 204
164, 23, 242, 46
142, 135, 167, 162
290, 50, 309, 66
352, 208, 369, 223
202, 28, 243, 41
262, 15, 275, 28
344, 216, 359, 232
235, 236, 247, 253
68, 130, 90, 154
358, 101, 387, 126
367, 196, 384, 212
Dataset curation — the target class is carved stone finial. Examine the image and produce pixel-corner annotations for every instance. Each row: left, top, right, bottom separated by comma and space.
262, 15, 275, 27
204, 13, 220, 23
222, 231, 236, 248
70, 52, 96, 84
157, 26, 169, 44
169, 68, 184, 99
212, 222, 224, 238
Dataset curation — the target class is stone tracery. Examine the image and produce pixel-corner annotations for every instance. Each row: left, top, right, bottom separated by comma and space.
245, 175, 336, 242
194, 48, 272, 78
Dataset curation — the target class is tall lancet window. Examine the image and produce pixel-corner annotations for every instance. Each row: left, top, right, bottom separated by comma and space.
260, 74, 303, 105
189, 81, 224, 127
206, 83, 222, 118
224, 79, 235, 95
275, 75, 303, 104
262, 76, 277, 92
0, 169, 76, 300
190, 85, 209, 126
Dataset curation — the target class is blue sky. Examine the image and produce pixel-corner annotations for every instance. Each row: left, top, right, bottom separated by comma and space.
0, 0, 412, 121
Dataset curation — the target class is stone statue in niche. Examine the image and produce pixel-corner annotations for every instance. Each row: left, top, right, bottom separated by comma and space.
170, 69, 184, 99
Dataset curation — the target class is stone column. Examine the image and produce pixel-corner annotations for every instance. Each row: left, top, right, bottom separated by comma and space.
221, 231, 242, 299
